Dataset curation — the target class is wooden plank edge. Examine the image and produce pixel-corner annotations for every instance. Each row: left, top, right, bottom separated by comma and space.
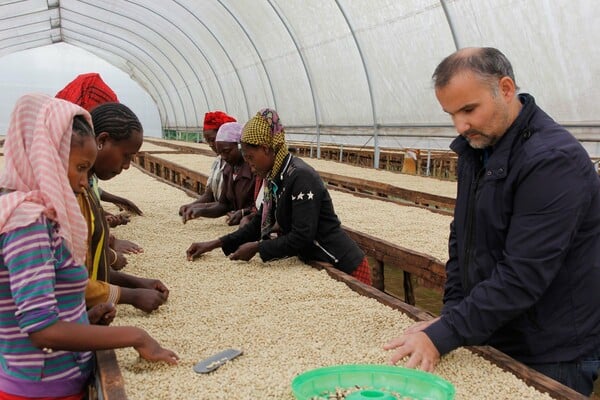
328, 184, 453, 216
96, 350, 128, 400
132, 164, 201, 200
469, 346, 589, 400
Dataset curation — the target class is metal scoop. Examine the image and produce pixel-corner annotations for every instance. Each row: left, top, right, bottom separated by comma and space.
193, 348, 243, 374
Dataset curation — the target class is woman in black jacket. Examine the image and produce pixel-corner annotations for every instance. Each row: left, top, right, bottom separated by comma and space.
186, 108, 371, 285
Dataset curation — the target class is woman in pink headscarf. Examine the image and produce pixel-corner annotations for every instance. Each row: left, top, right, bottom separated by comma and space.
0, 94, 177, 400
181, 122, 256, 225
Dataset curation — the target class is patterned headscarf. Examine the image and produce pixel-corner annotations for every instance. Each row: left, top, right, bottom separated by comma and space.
55, 72, 119, 111
0, 94, 91, 265
203, 111, 237, 131
241, 108, 289, 239
215, 122, 243, 143
241, 108, 288, 181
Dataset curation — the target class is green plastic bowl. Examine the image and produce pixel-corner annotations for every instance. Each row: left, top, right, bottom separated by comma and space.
291, 364, 455, 400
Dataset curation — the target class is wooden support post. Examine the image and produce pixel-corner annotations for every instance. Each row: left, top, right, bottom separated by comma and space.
403, 271, 415, 305
371, 258, 384, 291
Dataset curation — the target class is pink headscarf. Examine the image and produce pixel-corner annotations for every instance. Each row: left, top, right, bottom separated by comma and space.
0, 93, 91, 265
215, 122, 243, 143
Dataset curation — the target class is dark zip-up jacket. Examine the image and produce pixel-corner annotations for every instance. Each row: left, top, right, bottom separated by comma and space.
220, 154, 365, 274
425, 94, 600, 364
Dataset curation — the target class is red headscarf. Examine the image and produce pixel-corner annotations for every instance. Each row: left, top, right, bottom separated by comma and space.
55, 73, 119, 111
203, 111, 236, 131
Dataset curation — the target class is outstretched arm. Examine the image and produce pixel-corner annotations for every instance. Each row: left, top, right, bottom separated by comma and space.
100, 189, 143, 215
30, 322, 178, 364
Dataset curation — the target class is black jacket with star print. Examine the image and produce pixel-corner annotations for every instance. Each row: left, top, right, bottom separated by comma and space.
220, 154, 365, 274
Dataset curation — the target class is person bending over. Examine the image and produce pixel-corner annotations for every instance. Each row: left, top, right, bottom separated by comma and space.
186, 108, 372, 285
181, 122, 255, 225
384, 47, 600, 397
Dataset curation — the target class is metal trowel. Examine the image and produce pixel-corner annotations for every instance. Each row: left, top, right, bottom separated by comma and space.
193, 348, 243, 374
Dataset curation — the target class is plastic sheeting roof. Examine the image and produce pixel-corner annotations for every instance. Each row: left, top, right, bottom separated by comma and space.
1, 0, 599, 156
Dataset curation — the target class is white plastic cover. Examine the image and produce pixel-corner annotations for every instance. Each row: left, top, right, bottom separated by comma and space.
1, 0, 598, 156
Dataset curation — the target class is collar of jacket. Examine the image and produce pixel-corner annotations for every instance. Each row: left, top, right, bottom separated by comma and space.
451, 93, 537, 180
271, 153, 293, 188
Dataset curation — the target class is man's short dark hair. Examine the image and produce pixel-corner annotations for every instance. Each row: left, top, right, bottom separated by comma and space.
432, 47, 518, 90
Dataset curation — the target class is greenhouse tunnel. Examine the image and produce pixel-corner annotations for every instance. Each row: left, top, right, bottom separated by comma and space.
1, 0, 599, 166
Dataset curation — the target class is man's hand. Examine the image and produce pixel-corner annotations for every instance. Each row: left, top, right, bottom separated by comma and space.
384, 331, 440, 372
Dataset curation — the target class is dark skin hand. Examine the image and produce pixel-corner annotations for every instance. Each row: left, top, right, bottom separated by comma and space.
101, 191, 144, 216
229, 241, 259, 261
106, 212, 130, 228
111, 250, 128, 271
186, 239, 221, 261
109, 271, 169, 313
114, 198, 143, 215
87, 302, 117, 326
123, 288, 167, 313
178, 186, 216, 217
179, 196, 211, 217
226, 210, 243, 226
181, 203, 212, 223
113, 238, 143, 254
181, 202, 227, 224
239, 213, 255, 228
110, 197, 143, 216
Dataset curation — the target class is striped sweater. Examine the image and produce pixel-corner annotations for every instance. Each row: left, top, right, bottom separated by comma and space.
0, 216, 93, 397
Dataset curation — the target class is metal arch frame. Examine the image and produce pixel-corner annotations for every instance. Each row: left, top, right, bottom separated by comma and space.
334, 0, 381, 168
0, 31, 54, 55
0, 15, 168, 119
125, 0, 217, 128
440, 0, 460, 50
126, 0, 207, 124
266, 0, 321, 157
71, 1, 194, 128
215, 0, 278, 117
174, 0, 250, 119
62, 22, 177, 125
0, 11, 56, 52
63, 31, 170, 125
0, 39, 54, 56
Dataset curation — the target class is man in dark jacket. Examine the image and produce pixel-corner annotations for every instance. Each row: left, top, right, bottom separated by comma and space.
384, 47, 600, 396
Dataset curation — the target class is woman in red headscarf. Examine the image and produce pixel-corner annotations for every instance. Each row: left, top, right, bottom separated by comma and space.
179, 110, 237, 219
56, 73, 143, 223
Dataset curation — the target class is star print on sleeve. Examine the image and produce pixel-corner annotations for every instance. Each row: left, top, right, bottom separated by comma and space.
293, 191, 314, 201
